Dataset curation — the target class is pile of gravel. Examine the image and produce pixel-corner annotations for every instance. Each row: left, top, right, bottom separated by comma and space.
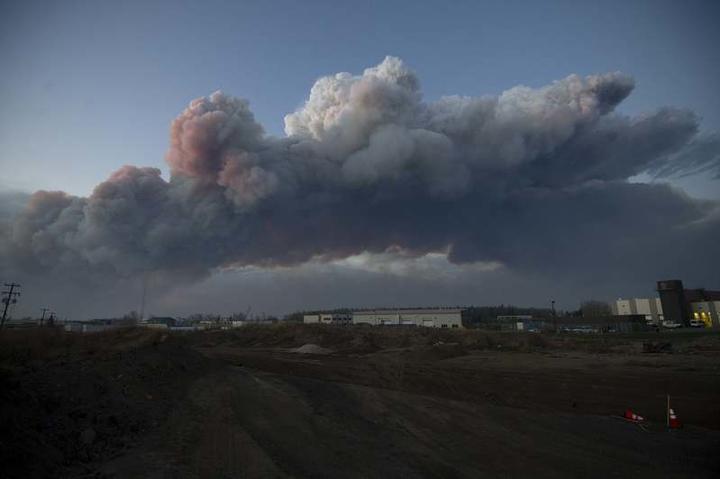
291, 344, 334, 355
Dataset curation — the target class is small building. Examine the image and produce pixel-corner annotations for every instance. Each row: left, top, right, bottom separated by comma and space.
144, 316, 177, 327
64, 317, 137, 333
168, 326, 199, 332
142, 323, 169, 330
555, 316, 649, 333
64, 322, 120, 333
352, 308, 463, 328
514, 318, 544, 332
303, 314, 318, 324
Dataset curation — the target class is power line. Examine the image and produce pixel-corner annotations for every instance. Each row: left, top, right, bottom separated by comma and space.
1, 283, 21, 329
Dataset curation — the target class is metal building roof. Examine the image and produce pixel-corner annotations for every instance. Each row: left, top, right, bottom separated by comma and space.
352, 308, 464, 315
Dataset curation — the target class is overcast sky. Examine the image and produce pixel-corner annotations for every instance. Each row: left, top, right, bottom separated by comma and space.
1, 0, 718, 319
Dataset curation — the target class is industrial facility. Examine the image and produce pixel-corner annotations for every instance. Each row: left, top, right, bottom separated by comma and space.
612, 298, 664, 324
304, 308, 464, 328
302, 313, 352, 325
612, 279, 720, 328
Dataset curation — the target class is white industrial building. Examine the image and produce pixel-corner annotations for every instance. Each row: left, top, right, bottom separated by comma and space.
611, 295, 719, 328
303, 313, 352, 325
352, 309, 463, 328
611, 298, 664, 324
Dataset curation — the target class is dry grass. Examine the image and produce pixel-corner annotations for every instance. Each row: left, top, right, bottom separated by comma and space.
2, 324, 716, 368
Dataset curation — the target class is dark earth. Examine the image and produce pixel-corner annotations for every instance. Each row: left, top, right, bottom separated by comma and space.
2, 325, 719, 478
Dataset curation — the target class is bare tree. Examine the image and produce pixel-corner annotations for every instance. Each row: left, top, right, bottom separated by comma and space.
580, 300, 611, 318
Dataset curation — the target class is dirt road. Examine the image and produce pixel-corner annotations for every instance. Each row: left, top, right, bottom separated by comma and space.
102, 341, 720, 478
99, 362, 717, 478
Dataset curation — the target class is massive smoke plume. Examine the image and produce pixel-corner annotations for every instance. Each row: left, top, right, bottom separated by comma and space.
1, 57, 719, 311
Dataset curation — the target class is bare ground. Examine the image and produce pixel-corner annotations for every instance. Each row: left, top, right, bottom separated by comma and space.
2, 325, 720, 478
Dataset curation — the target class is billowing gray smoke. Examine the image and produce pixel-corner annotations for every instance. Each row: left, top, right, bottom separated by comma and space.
1, 57, 719, 302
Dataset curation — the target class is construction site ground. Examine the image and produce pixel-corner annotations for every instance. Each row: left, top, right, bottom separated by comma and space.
2, 325, 719, 478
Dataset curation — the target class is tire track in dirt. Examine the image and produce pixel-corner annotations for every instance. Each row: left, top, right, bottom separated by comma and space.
100, 352, 720, 478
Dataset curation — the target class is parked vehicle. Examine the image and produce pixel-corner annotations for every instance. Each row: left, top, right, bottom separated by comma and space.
662, 321, 682, 329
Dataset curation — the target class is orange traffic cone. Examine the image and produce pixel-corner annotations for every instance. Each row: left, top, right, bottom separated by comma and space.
667, 395, 682, 429
668, 408, 681, 429
624, 409, 645, 422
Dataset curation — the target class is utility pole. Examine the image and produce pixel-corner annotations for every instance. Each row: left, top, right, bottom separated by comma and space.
40, 307, 50, 327
139, 272, 148, 321
1, 283, 21, 329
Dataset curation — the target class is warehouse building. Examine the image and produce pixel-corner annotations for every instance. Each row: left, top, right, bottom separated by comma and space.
352, 308, 464, 328
612, 280, 720, 328
303, 313, 352, 325
657, 279, 720, 327
611, 298, 664, 324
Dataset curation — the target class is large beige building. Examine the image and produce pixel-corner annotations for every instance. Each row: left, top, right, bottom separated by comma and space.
612, 298, 664, 324
352, 309, 464, 328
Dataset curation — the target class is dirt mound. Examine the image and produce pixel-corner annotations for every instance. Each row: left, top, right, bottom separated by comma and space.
291, 343, 334, 354
0, 328, 211, 478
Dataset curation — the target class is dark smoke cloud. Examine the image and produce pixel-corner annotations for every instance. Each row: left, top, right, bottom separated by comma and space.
647, 132, 720, 180
1, 57, 719, 315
